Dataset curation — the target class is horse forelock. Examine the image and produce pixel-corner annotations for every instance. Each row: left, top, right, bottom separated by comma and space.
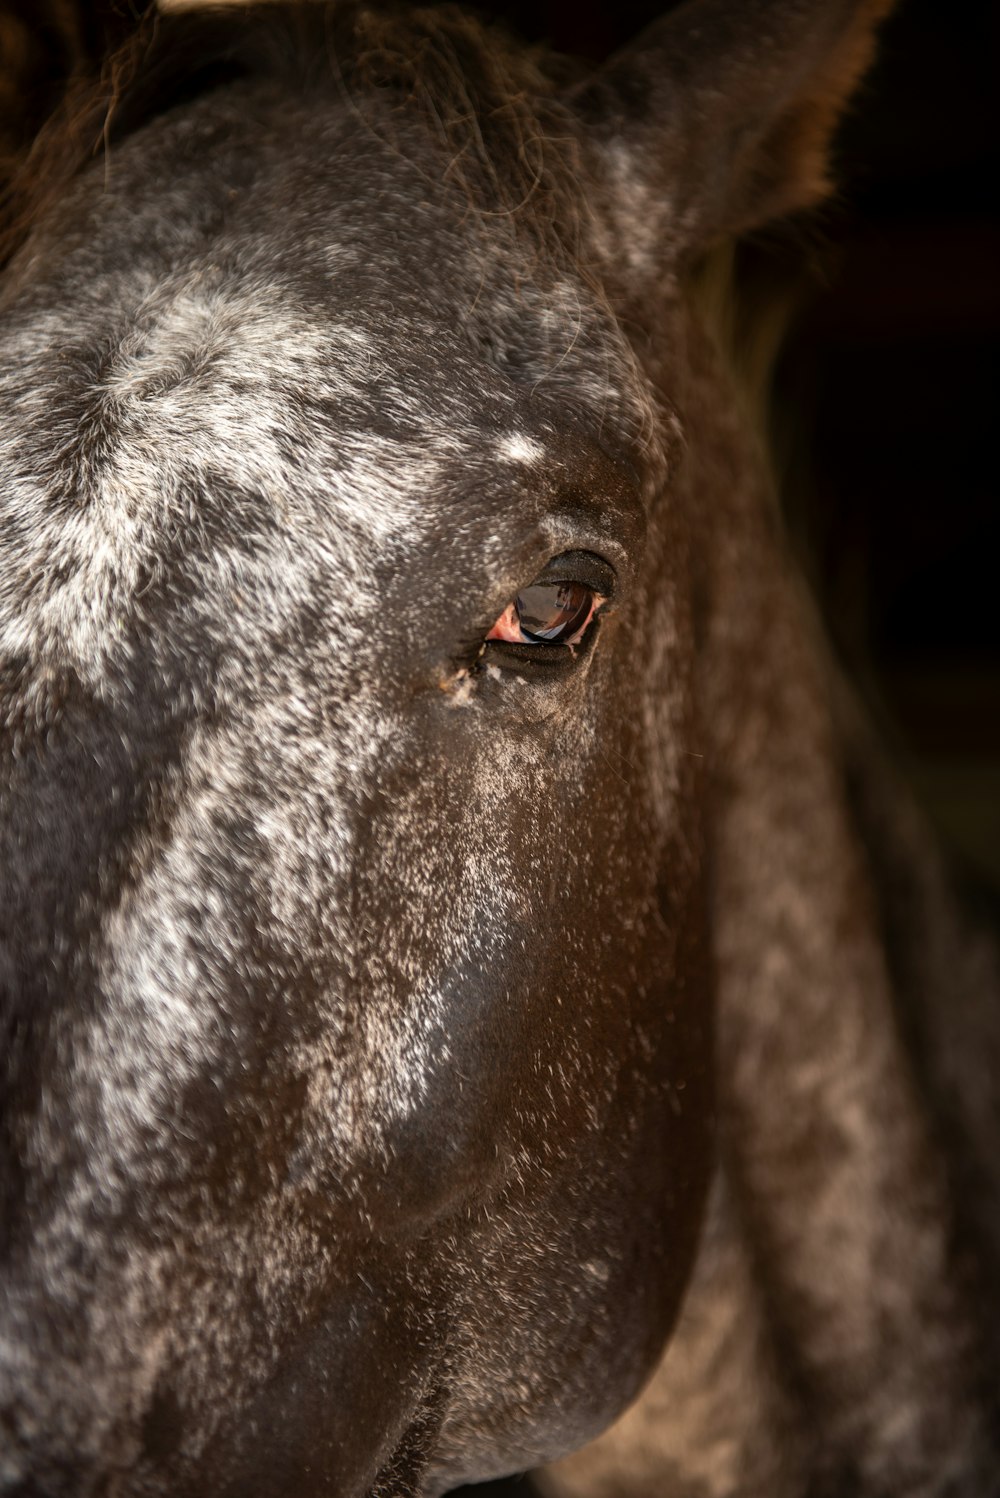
0, 2, 590, 277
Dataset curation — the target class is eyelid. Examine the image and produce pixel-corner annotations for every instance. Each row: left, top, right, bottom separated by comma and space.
527, 550, 617, 600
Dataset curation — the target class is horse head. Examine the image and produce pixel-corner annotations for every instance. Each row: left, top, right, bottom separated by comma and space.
2, 3, 994, 1495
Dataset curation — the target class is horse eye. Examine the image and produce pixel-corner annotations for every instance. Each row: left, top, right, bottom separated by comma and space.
486, 581, 602, 647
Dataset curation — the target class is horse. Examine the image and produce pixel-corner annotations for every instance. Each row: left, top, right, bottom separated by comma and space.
1, 1, 997, 1494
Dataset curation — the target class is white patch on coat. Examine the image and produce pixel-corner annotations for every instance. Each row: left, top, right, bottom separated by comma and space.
0, 280, 460, 690
496, 432, 544, 466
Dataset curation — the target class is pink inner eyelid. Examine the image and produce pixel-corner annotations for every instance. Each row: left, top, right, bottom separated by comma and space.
485, 603, 524, 643
485, 593, 606, 647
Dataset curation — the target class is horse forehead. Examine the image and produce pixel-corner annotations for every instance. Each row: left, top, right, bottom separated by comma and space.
10, 263, 515, 489
3, 77, 652, 490
0, 266, 552, 683
86, 280, 500, 536
0, 88, 659, 686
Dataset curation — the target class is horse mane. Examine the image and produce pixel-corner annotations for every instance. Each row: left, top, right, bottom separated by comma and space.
0, 1, 586, 273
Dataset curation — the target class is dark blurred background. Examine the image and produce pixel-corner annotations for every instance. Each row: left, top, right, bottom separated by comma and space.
462, 0, 1000, 897
780, 0, 1000, 888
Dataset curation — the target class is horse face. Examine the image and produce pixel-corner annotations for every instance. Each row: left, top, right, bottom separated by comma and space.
0, 78, 711, 1495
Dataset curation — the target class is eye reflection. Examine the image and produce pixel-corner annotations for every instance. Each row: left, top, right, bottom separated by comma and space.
486, 581, 602, 647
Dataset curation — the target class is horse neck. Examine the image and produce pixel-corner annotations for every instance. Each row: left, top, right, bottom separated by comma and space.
679, 305, 997, 1486
830, 673, 1000, 1306
545, 300, 999, 1496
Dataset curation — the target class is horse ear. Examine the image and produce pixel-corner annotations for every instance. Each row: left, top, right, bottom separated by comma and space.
572, 0, 893, 257
0, 1, 153, 188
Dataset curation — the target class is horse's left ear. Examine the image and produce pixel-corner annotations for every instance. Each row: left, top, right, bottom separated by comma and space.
572, 0, 893, 258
